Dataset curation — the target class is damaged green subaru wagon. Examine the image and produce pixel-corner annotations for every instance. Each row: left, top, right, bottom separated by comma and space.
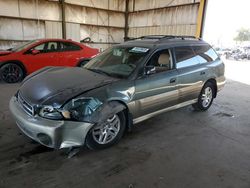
10, 36, 225, 150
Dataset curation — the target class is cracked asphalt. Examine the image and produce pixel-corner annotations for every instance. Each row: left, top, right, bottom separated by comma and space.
0, 62, 250, 187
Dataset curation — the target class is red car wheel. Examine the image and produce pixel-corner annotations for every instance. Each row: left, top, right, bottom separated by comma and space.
0, 63, 24, 83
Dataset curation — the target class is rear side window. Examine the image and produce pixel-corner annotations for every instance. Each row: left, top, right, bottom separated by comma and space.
60, 42, 81, 51
192, 45, 219, 63
175, 46, 199, 68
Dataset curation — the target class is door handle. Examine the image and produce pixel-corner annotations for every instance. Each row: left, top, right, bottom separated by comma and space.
200, 71, 206, 75
170, 78, 176, 83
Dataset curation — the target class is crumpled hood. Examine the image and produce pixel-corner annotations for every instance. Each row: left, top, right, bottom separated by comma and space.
0, 50, 12, 56
19, 67, 117, 106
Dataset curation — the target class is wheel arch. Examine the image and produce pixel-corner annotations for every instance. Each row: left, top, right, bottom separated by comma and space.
204, 78, 217, 98
77, 58, 91, 67
0, 60, 27, 76
107, 100, 133, 132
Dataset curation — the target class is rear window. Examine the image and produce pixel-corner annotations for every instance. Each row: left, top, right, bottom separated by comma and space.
175, 46, 200, 68
192, 45, 219, 63
60, 42, 81, 51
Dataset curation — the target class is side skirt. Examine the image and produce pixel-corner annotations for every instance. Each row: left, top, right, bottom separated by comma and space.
133, 99, 198, 124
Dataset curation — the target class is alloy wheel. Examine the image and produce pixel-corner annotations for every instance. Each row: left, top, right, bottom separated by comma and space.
1, 64, 23, 83
92, 114, 121, 145
201, 87, 213, 108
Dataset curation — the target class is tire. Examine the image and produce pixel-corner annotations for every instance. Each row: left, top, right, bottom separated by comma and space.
0, 63, 24, 83
192, 82, 215, 111
85, 111, 126, 150
78, 60, 89, 67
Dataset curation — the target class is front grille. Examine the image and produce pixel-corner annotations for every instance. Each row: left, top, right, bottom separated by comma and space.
18, 92, 34, 116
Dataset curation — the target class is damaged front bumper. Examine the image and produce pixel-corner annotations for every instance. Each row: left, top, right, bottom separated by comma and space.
9, 97, 94, 149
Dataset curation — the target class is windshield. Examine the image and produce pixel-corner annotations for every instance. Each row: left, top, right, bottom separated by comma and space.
84, 46, 150, 78
11, 40, 38, 52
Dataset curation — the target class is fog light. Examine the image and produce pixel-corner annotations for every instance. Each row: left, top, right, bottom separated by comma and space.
37, 133, 52, 146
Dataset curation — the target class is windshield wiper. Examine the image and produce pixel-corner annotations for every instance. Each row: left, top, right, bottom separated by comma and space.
87, 68, 125, 79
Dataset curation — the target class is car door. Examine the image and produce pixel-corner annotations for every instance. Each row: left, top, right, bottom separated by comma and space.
23, 41, 61, 72
133, 49, 179, 119
57, 42, 82, 67
174, 46, 205, 103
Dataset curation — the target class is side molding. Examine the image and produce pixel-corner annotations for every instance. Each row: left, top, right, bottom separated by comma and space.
133, 99, 198, 124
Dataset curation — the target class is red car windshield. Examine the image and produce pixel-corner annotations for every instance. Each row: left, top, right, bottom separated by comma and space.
11, 40, 39, 52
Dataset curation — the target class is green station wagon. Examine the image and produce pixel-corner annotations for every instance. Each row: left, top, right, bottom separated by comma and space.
10, 35, 225, 150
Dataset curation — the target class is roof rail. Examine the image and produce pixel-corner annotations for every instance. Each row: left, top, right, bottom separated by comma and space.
160, 35, 201, 41
127, 35, 201, 41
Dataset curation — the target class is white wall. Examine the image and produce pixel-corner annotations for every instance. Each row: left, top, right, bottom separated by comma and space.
128, 0, 200, 38
0, 0, 201, 50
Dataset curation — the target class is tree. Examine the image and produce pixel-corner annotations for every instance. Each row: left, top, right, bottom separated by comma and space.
234, 28, 250, 42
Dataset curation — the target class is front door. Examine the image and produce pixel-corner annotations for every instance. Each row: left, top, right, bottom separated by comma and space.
24, 41, 60, 73
133, 49, 179, 119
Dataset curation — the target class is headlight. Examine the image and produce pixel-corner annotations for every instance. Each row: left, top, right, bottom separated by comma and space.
39, 106, 63, 120
39, 97, 102, 121
63, 97, 103, 121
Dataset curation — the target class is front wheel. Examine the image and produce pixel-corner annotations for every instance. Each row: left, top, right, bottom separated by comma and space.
192, 82, 215, 111
85, 111, 126, 150
0, 63, 24, 83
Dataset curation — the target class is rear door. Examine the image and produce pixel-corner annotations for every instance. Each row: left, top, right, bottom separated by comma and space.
57, 42, 83, 67
174, 46, 205, 103
133, 49, 179, 119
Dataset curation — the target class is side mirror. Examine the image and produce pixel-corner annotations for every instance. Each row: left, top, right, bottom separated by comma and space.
31, 49, 40, 55
145, 66, 156, 75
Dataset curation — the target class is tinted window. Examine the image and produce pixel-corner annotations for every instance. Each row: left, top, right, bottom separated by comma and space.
146, 49, 173, 73
47, 42, 58, 52
175, 47, 199, 68
192, 45, 219, 63
60, 42, 81, 51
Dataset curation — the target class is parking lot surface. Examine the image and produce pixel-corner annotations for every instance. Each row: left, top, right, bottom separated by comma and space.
0, 61, 250, 188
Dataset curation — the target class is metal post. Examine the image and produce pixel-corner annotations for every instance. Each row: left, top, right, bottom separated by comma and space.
124, 0, 129, 41
60, 0, 66, 39
196, 0, 207, 38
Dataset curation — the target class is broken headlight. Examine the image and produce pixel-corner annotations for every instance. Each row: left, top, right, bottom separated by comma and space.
39, 106, 63, 120
62, 97, 103, 121
39, 97, 103, 121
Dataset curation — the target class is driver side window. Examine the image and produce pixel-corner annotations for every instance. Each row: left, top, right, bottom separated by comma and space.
34, 43, 45, 51
146, 49, 173, 74
30, 42, 59, 53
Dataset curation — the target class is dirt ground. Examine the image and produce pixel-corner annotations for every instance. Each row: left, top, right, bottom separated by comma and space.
0, 60, 250, 188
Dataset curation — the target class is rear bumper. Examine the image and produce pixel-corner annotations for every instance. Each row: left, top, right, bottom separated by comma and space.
9, 97, 94, 149
216, 75, 226, 92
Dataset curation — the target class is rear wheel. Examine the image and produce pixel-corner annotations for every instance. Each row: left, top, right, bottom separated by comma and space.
78, 60, 89, 67
192, 82, 215, 111
86, 111, 126, 150
0, 63, 24, 83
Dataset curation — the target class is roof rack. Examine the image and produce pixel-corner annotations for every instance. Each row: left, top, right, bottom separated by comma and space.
127, 35, 201, 41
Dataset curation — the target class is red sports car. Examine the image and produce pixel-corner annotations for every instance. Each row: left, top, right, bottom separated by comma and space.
0, 39, 99, 83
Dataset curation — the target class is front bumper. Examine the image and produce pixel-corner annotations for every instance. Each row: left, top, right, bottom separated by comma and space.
9, 97, 94, 149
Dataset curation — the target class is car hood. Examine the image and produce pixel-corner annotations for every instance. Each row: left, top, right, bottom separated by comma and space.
0, 50, 12, 56
19, 67, 118, 106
